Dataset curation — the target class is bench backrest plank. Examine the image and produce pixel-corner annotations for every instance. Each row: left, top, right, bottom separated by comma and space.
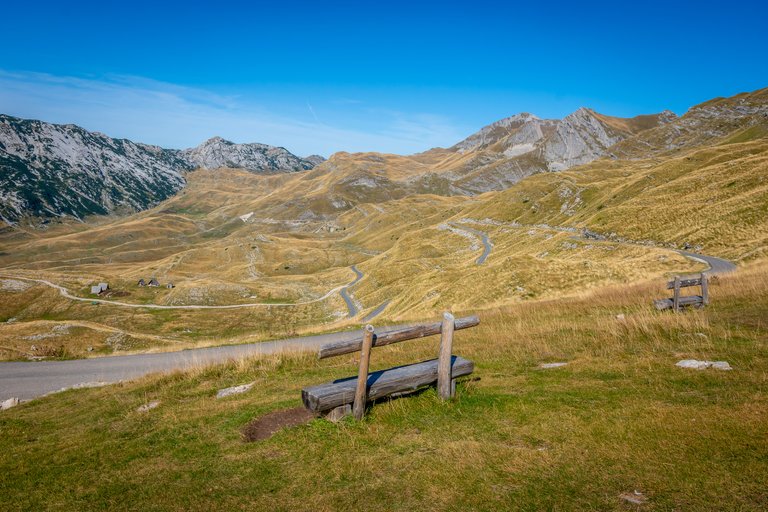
318, 314, 480, 359
666, 277, 703, 289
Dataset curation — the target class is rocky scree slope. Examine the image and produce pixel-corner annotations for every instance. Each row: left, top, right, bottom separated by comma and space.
0, 115, 323, 223
181, 136, 322, 173
440, 108, 677, 192
610, 87, 768, 158
0, 115, 190, 223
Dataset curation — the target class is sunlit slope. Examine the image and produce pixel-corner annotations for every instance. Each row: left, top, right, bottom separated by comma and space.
1, 118, 767, 357
351, 222, 692, 319
461, 138, 768, 261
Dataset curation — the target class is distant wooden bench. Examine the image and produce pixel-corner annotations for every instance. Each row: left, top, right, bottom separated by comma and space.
654, 273, 709, 312
302, 313, 479, 420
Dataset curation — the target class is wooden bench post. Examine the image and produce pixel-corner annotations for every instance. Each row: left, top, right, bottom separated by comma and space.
672, 276, 681, 312
353, 325, 375, 420
701, 272, 709, 305
438, 312, 455, 400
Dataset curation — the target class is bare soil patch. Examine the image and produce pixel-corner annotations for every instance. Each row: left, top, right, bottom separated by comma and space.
241, 407, 314, 442
105, 290, 131, 298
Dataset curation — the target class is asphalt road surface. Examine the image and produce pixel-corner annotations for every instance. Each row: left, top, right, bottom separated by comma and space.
678, 251, 737, 275
340, 265, 364, 317
0, 327, 382, 402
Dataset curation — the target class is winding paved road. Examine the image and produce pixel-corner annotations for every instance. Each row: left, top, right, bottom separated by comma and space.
363, 300, 390, 322
678, 251, 736, 275
446, 222, 493, 265
461, 226, 493, 265
340, 265, 363, 317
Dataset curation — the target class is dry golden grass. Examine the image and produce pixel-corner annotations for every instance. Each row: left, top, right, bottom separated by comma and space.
0, 136, 766, 357
464, 139, 768, 261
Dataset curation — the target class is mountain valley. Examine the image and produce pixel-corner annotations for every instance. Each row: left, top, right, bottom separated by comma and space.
1, 88, 766, 360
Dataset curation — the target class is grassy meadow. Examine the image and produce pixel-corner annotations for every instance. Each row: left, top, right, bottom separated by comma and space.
1, 260, 766, 510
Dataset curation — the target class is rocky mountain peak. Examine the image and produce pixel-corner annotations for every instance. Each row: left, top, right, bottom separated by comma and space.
202, 136, 231, 145
181, 137, 316, 173
0, 115, 324, 223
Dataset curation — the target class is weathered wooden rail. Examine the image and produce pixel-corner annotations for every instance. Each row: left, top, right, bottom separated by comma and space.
653, 273, 709, 312
302, 313, 479, 421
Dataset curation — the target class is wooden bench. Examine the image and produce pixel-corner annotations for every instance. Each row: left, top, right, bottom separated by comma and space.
302, 312, 479, 420
653, 273, 709, 312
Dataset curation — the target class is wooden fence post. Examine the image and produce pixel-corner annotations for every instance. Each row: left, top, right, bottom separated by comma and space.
673, 276, 681, 312
353, 325, 375, 420
438, 312, 455, 400
701, 272, 709, 305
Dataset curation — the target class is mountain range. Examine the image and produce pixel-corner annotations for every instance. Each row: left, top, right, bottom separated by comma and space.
0, 115, 323, 223
2, 88, 767, 224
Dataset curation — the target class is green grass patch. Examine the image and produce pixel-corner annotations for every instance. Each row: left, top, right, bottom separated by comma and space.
1, 264, 767, 510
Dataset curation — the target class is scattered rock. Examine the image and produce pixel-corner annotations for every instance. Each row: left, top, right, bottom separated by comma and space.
216, 382, 255, 399
1, 397, 20, 411
0, 279, 32, 292
620, 490, 648, 505
241, 407, 314, 442
86, 346, 94, 352
104, 332, 129, 350
69, 381, 111, 390
540, 362, 568, 369
616, 314, 625, 321
137, 400, 161, 413
676, 359, 732, 371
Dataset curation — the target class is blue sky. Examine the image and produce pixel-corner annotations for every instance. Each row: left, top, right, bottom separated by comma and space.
1, 0, 766, 156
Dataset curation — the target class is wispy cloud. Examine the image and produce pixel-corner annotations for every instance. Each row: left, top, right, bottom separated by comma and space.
306, 101, 320, 123
0, 70, 465, 156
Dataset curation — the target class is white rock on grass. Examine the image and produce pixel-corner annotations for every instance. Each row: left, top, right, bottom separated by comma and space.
676, 359, 732, 371
540, 362, 568, 369
620, 490, 648, 505
1, 397, 20, 410
137, 400, 161, 413
216, 382, 255, 399
44, 381, 112, 397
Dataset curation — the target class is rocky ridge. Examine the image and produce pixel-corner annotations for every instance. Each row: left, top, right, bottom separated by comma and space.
181, 136, 321, 173
443, 107, 678, 192
0, 115, 324, 223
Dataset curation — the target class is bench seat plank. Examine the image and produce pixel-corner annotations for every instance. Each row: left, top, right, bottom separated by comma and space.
302, 355, 474, 413
654, 295, 704, 310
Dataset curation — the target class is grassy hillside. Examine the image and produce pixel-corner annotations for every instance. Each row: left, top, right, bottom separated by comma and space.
0, 87, 766, 359
2, 260, 766, 511
462, 139, 768, 261
2, 136, 767, 359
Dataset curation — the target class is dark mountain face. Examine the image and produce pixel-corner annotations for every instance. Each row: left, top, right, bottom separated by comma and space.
0, 115, 324, 223
0, 115, 190, 222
